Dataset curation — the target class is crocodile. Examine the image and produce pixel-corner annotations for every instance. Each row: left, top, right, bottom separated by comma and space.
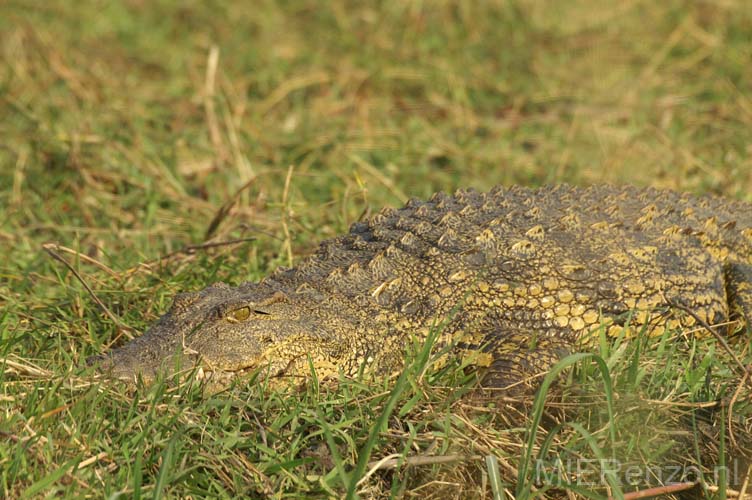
91, 184, 752, 390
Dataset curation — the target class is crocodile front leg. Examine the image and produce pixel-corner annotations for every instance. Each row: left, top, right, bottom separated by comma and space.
479, 333, 573, 393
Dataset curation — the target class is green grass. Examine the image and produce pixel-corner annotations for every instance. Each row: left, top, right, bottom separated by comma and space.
2, 0, 752, 498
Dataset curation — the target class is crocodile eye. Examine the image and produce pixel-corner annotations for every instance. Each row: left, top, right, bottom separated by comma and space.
228, 306, 251, 322
226, 306, 272, 322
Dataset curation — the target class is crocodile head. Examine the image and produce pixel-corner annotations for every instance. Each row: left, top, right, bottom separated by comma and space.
89, 282, 348, 389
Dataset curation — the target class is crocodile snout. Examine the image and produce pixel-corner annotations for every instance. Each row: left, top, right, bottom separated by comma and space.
86, 350, 159, 385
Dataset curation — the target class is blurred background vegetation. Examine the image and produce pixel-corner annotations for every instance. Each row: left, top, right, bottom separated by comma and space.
3, 1, 751, 266
1, 1, 751, 498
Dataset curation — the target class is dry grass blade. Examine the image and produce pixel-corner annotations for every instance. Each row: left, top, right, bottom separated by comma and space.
151, 237, 257, 262
2, 354, 52, 378
281, 164, 294, 267
40, 243, 119, 277
204, 175, 257, 240
42, 242, 137, 336
204, 44, 227, 164
76, 452, 108, 470
366, 453, 480, 471
707, 483, 752, 499
741, 463, 752, 499
728, 369, 751, 450
616, 481, 698, 499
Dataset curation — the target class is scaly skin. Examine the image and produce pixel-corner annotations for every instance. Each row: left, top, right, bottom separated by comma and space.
91, 185, 752, 389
